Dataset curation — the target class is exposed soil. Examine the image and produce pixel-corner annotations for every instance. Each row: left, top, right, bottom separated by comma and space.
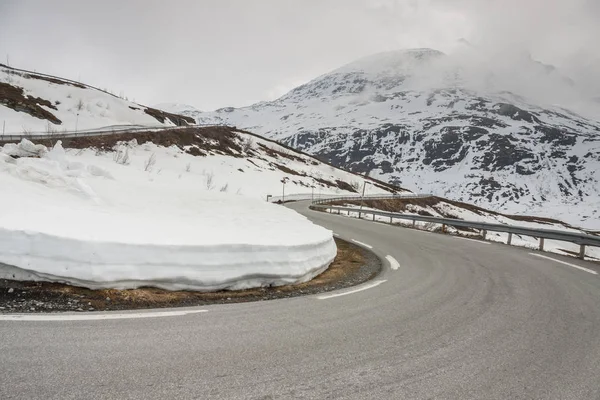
29, 126, 244, 157
143, 107, 195, 126
0, 238, 381, 313
0, 82, 62, 124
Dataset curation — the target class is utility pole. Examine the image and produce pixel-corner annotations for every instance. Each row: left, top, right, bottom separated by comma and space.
75, 113, 80, 133
281, 177, 289, 203
359, 170, 371, 216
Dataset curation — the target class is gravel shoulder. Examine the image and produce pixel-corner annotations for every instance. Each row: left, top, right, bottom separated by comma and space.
0, 238, 381, 313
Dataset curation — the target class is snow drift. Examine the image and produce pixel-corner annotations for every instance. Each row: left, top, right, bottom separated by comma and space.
0, 140, 337, 291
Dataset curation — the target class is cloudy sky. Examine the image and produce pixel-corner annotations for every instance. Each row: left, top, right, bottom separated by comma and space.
1, 0, 598, 110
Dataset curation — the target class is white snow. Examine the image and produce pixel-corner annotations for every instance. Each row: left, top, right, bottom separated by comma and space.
0, 139, 341, 291
0, 66, 177, 134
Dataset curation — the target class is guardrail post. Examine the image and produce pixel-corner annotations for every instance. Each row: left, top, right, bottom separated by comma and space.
412, 220, 416, 228
539, 238, 545, 251
372, 213, 376, 221
507, 232, 512, 245
482, 230, 487, 240
442, 224, 446, 233
389, 216, 393, 224
579, 244, 586, 260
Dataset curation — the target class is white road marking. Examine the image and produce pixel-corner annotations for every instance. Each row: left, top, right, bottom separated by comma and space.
351, 239, 373, 249
317, 280, 387, 300
530, 253, 598, 275
0, 309, 208, 322
454, 236, 490, 245
386, 255, 400, 271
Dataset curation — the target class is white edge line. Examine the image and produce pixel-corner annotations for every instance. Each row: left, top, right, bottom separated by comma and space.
386, 255, 400, 271
317, 280, 387, 300
0, 309, 208, 322
351, 239, 373, 249
454, 236, 490, 245
529, 253, 598, 275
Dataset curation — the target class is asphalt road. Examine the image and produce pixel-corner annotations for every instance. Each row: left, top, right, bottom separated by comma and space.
1, 201, 600, 400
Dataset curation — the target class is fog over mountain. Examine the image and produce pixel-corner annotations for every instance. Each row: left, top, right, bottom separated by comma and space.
1, 0, 598, 112
160, 47, 600, 228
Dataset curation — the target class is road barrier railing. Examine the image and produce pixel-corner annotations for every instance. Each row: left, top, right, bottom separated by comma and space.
0, 124, 229, 143
311, 203, 600, 260
268, 192, 431, 204
311, 193, 431, 205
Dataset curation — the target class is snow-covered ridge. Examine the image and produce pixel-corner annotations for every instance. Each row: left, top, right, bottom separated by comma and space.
0, 64, 194, 135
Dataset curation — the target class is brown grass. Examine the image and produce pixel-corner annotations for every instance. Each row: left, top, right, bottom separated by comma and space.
4, 238, 373, 311
31, 126, 243, 157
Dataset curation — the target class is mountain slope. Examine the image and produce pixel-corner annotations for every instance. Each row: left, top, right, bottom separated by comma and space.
168, 49, 600, 229
0, 64, 194, 135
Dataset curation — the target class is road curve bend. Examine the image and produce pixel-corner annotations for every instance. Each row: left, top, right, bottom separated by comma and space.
1, 201, 600, 400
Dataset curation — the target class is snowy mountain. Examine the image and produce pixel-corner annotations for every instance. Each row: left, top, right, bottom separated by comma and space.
0, 64, 195, 135
167, 49, 600, 229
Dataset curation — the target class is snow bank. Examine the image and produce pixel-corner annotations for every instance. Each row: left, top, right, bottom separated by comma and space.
0, 140, 337, 291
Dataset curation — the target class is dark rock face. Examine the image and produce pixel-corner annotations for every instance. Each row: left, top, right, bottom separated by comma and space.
277, 90, 600, 215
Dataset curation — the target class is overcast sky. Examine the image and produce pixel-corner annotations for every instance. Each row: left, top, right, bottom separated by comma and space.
1, 0, 598, 110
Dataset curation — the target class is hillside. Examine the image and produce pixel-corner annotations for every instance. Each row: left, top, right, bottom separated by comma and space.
166, 49, 600, 229
0, 64, 195, 135
0, 125, 398, 291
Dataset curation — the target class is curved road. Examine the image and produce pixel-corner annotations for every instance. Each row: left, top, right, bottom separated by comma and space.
1, 201, 600, 399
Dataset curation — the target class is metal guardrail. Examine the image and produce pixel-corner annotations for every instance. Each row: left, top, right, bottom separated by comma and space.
0, 124, 228, 143
268, 193, 430, 203
311, 203, 600, 259
311, 193, 431, 205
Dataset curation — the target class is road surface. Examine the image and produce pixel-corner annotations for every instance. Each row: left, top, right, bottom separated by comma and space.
1, 201, 599, 399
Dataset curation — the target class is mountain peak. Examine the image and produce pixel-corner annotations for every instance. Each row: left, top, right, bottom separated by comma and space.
334, 48, 445, 76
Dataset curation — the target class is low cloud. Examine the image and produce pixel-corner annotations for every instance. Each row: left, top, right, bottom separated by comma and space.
0, 0, 597, 113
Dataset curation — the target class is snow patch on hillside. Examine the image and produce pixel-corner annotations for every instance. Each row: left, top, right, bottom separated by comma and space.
0, 66, 180, 134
